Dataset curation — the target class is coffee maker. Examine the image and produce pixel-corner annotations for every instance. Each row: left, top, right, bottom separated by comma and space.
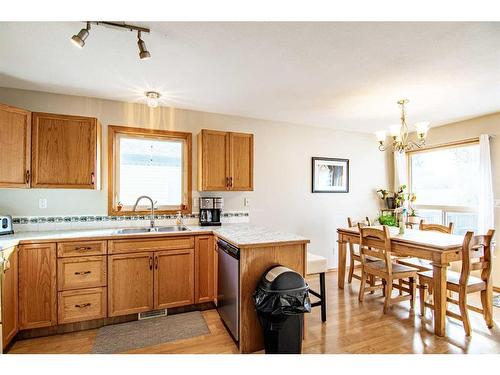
199, 197, 223, 226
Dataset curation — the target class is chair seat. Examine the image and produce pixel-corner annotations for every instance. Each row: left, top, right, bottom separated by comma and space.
366, 260, 419, 274
307, 252, 328, 275
418, 270, 486, 288
397, 257, 433, 272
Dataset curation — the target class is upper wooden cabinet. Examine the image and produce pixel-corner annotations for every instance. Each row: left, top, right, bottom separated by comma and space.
31, 112, 100, 189
198, 129, 253, 191
0, 104, 31, 188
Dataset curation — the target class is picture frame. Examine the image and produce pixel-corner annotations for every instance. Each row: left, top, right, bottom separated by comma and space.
311, 157, 349, 193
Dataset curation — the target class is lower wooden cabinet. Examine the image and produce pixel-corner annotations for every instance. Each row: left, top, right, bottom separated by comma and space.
18, 243, 57, 330
2, 247, 19, 349
195, 236, 215, 304
108, 252, 154, 317
58, 287, 107, 324
155, 249, 195, 309
57, 256, 107, 291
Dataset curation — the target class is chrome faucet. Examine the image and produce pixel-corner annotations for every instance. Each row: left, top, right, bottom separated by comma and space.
132, 195, 156, 230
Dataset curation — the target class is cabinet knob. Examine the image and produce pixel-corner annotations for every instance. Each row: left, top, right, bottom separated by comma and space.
25, 170, 30, 184
75, 246, 92, 251
149, 256, 153, 270
74, 270, 91, 275
75, 303, 91, 308
155, 255, 159, 270
229, 177, 233, 188
91, 172, 95, 185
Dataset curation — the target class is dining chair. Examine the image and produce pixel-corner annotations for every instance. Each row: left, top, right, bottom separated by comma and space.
418, 229, 495, 336
358, 225, 419, 313
346, 217, 377, 284
397, 219, 454, 272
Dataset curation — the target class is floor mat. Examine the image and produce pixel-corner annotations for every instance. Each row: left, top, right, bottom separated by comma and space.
91, 311, 210, 354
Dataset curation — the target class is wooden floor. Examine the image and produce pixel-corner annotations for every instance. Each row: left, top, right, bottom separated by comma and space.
7, 271, 500, 354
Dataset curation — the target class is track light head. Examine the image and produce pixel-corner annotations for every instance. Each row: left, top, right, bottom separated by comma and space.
137, 31, 151, 60
71, 22, 91, 48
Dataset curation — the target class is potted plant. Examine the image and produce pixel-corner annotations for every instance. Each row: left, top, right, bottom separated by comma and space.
378, 214, 398, 227
408, 208, 420, 224
376, 189, 396, 209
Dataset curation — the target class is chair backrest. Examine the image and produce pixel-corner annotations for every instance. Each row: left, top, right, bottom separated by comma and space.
347, 216, 371, 228
347, 217, 371, 254
460, 229, 495, 287
419, 219, 454, 234
358, 224, 393, 273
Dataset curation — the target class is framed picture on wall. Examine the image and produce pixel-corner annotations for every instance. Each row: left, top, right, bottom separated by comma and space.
312, 157, 349, 193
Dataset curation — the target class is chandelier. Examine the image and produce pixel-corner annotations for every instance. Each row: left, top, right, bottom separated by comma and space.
376, 99, 429, 153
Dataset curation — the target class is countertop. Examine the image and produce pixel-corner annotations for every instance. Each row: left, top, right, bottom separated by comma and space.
0, 224, 309, 252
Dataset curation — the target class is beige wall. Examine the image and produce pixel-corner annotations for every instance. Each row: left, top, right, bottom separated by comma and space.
0, 87, 390, 268
391, 112, 500, 286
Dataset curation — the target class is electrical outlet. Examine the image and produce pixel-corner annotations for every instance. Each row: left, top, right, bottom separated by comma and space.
495, 199, 500, 207
244, 197, 250, 207
39, 198, 47, 209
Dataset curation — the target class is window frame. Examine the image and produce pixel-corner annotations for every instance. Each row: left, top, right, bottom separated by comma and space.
406, 138, 479, 229
108, 125, 192, 216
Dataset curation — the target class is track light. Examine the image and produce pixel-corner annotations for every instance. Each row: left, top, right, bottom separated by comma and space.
71, 22, 91, 48
137, 31, 151, 60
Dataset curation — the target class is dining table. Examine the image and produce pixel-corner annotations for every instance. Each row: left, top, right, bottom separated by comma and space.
337, 225, 473, 337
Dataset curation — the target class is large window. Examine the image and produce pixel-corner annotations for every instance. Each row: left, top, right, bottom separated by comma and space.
108, 126, 192, 215
408, 141, 479, 234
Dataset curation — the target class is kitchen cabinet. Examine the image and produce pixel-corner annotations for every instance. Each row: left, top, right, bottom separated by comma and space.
195, 236, 215, 304
198, 129, 253, 191
18, 243, 57, 330
31, 112, 100, 189
58, 287, 107, 324
0, 103, 31, 188
2, 247, 19, 349
108, 252, 154, 317
155, 249, 195, 309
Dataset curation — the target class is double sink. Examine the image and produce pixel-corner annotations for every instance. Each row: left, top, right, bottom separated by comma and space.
113, 225, 191, 235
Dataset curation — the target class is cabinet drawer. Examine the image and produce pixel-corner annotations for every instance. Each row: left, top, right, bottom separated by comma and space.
58, 287, 107, 324
57, 240, 107, 257
109, 236, 195, 254
57, 256, 107, 291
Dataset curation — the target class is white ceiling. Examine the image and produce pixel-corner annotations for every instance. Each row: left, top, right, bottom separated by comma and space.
0, 22, 499, 133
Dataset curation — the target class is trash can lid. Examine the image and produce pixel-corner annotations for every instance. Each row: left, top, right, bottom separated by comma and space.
262, 266, 307, 291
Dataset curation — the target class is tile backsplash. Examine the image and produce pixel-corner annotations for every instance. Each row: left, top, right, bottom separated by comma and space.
12, 211, 250, 232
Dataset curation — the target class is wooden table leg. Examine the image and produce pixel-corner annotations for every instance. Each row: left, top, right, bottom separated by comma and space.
433, 261, 448, 336
338, 239, 347, 289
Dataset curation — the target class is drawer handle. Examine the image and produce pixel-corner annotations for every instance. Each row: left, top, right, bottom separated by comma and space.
75, 303, 91, 308
75, 247, 92, 251
74, 270, 92, 275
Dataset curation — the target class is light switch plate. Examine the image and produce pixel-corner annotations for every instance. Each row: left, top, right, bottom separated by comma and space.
495, 199, 500, 207
39, 198, 47, 209
244, 197, 250, 207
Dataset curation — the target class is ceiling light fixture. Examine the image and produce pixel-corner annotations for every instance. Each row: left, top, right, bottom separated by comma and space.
376, 99, 429, 153
137, 31, 151, 60
145, 91, 161, 108
71, 22, 91, 48
70, 22, 152, 60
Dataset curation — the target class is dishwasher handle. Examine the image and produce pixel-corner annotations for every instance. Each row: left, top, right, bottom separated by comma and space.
217, 240, 240, 259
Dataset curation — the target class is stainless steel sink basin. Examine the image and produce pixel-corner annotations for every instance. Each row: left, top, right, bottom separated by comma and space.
114, 226, 190, 234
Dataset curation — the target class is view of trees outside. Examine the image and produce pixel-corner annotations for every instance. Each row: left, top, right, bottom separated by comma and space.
118, 136, 183, 206
410, 144, 479, 234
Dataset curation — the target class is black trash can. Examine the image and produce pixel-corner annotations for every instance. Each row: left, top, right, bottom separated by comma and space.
253, 266, 311, 354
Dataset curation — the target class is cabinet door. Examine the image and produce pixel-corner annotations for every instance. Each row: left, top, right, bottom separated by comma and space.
198, 129, 229, 191
108, 252, 154, 317
154, 249, 195, 309
31, 112, 99, 189
195, 236, 215, 304
19, 243, 57, 330
0, 103, 31, 188
2, 248, 19, 348
229, 132, 253, 191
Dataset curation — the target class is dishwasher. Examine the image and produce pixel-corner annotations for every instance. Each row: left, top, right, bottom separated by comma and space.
216, 239, 240, 343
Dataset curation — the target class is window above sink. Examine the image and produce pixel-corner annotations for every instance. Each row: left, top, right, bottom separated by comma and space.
108, 126, 192, 216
